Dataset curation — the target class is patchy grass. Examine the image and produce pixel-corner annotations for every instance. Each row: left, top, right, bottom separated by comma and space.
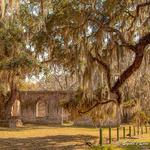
0, 124, 149, 149
0, 124, 98, 150
90, 145, 123, 150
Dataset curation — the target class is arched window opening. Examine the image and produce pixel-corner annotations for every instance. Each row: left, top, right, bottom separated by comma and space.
36, 101, 47, 117
11, 100, 21, 117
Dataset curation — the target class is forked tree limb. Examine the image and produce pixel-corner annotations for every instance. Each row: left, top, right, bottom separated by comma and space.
136, 2, 150, 16
127, 1, 150, 30
79, 32, 150, 114
103, 27, 150, 92
111, 33, 150, 92
76, 2, 150, 114
104, 26, 136, 52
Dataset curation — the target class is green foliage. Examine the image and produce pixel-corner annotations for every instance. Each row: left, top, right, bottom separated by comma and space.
0, 4, 42, 97
132, 111, 149, 126
23, 0, 150, 120
0, 0, 150, 121
90, 145, 122, 150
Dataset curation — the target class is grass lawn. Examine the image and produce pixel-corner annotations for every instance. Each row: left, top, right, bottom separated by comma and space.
0, 124, 149, 150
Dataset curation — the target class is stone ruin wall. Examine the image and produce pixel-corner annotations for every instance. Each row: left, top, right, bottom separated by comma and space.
12, 91, 71, 124
11, 90, 120, 127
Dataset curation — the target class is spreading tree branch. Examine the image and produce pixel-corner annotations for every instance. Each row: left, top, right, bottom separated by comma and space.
78, 98, 116, 114
127, 1, 150, 31
104, 26, 136, 52
111, 33, 150, 92
136, 2, 150, 16
79, 32, 150, 113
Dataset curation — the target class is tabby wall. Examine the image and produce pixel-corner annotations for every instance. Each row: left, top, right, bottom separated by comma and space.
11, 90, 120, 126
13, 91, 71, 124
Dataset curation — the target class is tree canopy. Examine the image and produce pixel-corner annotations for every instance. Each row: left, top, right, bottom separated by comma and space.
0, 0, 149, 121
32, 0, 150, 119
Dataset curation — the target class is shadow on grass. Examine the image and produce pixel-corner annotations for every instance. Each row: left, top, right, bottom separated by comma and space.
0, 134, 97, 150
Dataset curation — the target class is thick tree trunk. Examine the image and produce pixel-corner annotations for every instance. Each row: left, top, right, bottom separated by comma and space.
0, 83, 18, 121
0, 87, 20, 127
0, 93, 7, 120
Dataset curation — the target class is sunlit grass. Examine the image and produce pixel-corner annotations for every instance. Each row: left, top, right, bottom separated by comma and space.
0, 124, 99, 138
0, 124, 149, 149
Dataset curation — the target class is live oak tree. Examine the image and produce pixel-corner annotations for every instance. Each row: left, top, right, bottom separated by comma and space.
0, 0, 150, 122
32, 0, 150, 121
0, 2, 41, 121
0, 20, 38, 120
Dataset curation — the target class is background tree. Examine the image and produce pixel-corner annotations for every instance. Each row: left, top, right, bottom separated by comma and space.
0, 2, 41, 121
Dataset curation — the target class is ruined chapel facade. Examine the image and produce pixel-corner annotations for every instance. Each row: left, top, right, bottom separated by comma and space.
11, 90, 120, 127
12, 91, 72, 124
